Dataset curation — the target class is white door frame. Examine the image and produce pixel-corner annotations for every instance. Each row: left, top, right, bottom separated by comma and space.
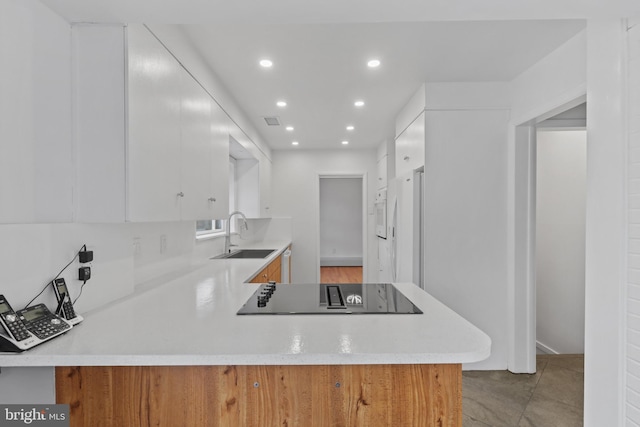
316, 173, 368, 283
508, 94, 586, 373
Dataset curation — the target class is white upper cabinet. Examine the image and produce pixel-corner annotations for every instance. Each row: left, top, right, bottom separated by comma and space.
179, 92, 230, 221
127, 24, 183, 222
0, 8, 73, 223
73, 24, 127, 222
395, 111, 426, 178
376, 140, 388, 190
128, 25, 230, 222
73, 24, 231, 223
258, 151, 272, 217
207, 101, 231, 220
376, 155, 388, 189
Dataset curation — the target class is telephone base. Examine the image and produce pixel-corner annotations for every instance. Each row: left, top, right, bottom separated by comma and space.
66, 314, 83, 326
0, 333, 30, 353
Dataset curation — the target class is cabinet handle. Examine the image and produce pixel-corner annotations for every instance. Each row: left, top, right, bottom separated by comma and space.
403, 156, 410, 161
177, 192, 184, 198
208, 197, 216, 202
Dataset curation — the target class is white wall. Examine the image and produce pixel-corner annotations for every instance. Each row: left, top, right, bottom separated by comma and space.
422, 105, 510, 370
584, 20, 627, 427
625, 18, 640, 427
319, 178, 363, 266
510, 31, 587, 125
0, 221, 197, 313
271, 150, 377, 282
536, 130, 586, 354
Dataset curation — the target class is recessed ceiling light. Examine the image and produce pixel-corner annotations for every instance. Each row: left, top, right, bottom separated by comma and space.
346, 125, 355, 131
286, 126, 294, 131
277, 100, 287, 107
354, 100, 365, 107
342, 140, 349, 145
259, 59, 273, 68
292, 141, 299, 146
367, 59, 381, 68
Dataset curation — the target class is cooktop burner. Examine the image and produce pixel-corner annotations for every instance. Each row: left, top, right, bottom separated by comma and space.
237, 283, 423, 315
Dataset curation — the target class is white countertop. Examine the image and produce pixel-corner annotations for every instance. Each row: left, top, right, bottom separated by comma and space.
0, 240, 491, 367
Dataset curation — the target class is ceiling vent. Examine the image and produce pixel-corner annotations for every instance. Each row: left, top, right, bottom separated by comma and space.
263, 116, 280, 126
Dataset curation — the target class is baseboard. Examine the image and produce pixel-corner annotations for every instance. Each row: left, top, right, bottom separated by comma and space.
320, 257, 362, 267
536, 340, 559, 355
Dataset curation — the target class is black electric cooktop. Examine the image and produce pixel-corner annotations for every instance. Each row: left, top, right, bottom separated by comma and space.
237, 283, 423, 315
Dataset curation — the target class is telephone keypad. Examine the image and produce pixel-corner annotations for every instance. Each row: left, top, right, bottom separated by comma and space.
28, 316, 70, 340
3, 316, 30, 341
62, 301, 76, 319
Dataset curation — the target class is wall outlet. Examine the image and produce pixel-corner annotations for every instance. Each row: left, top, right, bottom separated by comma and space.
160, 235, 167, 254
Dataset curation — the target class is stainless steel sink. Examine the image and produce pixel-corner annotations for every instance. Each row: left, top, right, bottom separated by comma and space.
212, 249, 276, 259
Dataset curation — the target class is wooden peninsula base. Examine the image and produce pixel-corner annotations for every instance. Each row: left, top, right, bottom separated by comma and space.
56, 364, 462, 426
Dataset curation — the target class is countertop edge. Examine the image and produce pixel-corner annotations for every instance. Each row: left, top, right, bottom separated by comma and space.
0, 347, 491, 367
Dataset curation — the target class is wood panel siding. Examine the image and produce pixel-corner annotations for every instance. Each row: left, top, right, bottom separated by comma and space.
56, 364, 461, 426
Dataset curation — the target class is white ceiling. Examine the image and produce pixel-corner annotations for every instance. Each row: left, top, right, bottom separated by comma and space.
37, 0, 639, 25
180, 21, 585, 150
37, 0, 632, 151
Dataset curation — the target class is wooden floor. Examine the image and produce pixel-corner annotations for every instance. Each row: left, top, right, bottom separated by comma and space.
320, 266, 362, 283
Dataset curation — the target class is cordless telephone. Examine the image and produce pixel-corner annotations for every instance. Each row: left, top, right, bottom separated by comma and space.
51, 278, 83, 325
0, 295, 31, 342
0, 294, 73, 352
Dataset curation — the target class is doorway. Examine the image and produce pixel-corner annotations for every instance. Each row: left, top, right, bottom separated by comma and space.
318, 176, 365, 283
511, 97, 586, 373
535, 112, 586, 355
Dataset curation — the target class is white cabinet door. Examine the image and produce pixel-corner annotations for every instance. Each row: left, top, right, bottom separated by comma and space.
377, 155, 388, 189
0, 9, 73, 223
208, 100, 230, 219
259, 152, 272, 217
179, 71, 214, 221
127, 24, 182, 222
73, 24, 127, 223
181, 91, 230, 221
395, 111, 425, 177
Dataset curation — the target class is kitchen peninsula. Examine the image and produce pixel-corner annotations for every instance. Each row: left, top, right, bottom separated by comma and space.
0, 241, 490, 426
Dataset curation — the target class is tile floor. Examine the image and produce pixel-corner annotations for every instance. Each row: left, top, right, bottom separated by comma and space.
462, 354, 584, 426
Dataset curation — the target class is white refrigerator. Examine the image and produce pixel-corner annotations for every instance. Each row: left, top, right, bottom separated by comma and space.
387, 168, 424, 289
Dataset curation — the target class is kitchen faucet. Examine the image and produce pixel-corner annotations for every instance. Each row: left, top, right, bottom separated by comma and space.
224, 211, 248, 253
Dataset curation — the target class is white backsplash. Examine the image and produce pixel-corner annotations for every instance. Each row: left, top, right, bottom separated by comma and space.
0, 218, 292, 315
